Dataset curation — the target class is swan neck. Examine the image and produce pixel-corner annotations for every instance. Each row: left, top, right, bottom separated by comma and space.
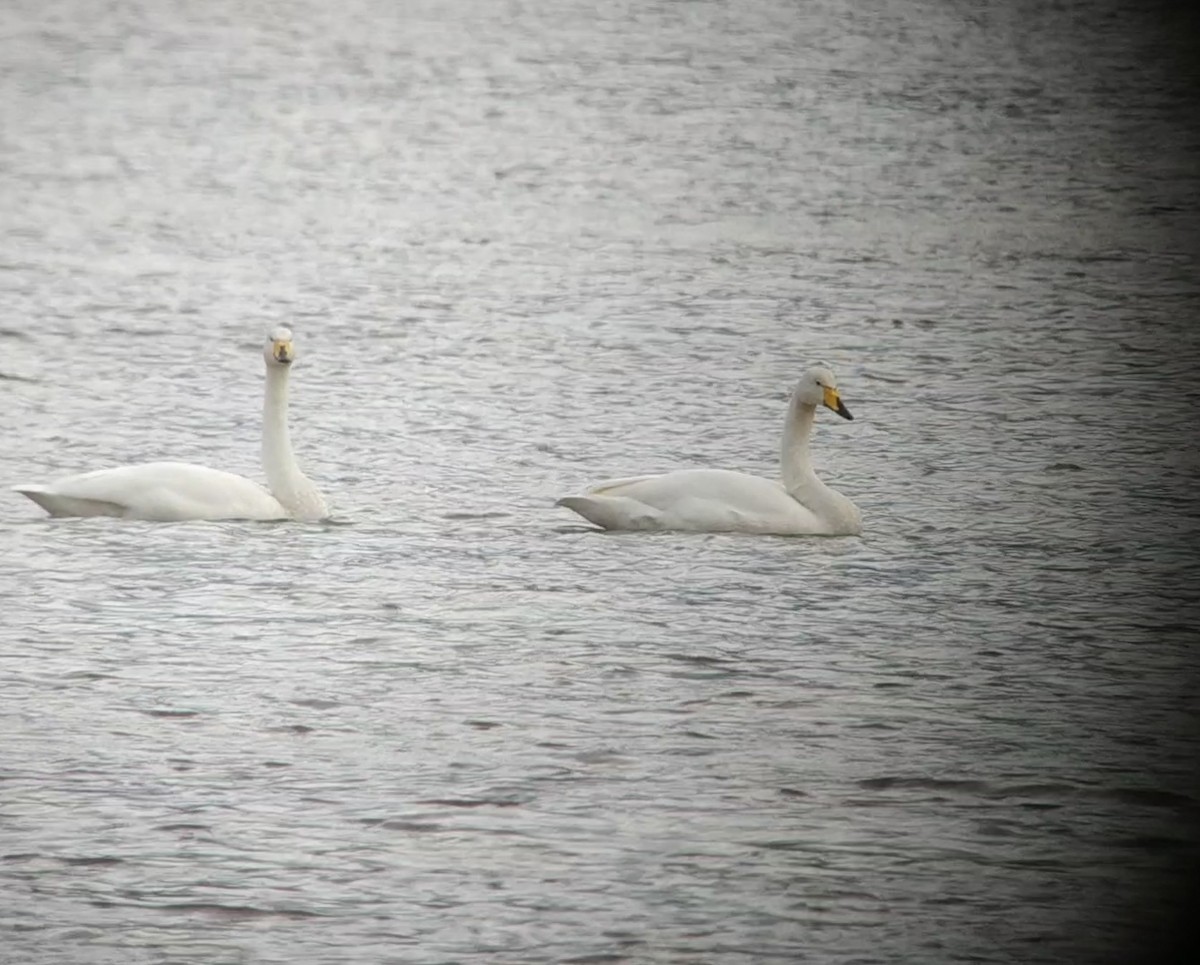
781, 396, 817, 491
779, 392, 862, 535
258, 361, 327, 521
263, 365, 302, 497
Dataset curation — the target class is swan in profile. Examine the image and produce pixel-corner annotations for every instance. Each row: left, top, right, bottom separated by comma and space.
556, 364, 861, 535
14, 327, 328, 522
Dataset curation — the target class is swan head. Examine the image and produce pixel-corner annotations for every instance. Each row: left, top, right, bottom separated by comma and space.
264, 327, 295, 367
796, 365, 853, 420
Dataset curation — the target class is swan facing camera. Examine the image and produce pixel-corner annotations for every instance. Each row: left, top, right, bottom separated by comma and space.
267, 327, 295, 366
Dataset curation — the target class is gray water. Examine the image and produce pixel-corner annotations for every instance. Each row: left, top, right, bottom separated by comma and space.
3, 0, 1199, 962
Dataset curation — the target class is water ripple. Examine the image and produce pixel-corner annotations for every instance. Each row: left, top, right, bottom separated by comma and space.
2, 1, 1198, 963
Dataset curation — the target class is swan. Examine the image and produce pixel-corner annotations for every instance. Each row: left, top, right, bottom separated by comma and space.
13, 327, 328, 522
556, 364, 861, 535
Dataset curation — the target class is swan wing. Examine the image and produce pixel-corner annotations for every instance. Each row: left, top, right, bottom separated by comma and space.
562, 469, 826, 534
15, 461, 288, 521
556, 494, 666, 531
588, 474, 662, 495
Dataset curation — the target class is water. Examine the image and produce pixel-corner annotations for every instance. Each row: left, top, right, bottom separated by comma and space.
3, 0, 1199, 962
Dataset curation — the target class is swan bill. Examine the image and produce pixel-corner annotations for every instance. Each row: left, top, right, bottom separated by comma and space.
272, 337, 294, 364
823, 386, 853, 420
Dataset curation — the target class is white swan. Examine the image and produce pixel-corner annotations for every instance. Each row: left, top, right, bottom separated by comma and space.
14, 327, 328, 522
556, 364, 861, 535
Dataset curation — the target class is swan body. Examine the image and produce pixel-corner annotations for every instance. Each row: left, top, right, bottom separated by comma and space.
14, 463, 288, 521
557, 365, 861, 536
558, 468, 851, 535
14, 328, 328, 522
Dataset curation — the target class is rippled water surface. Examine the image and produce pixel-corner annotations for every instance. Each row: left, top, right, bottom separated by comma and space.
3, 1, 1199, 962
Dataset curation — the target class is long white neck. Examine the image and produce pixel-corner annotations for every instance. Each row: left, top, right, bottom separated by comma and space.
262, 365, 326, 520
780, 393, 861, 534
781, 394, 818, 493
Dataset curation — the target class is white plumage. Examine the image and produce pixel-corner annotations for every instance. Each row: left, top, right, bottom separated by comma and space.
14, 328, 327, 522
557, 365, 861, 536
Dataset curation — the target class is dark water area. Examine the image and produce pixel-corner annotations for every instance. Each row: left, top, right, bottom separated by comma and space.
2, 1, 1199, 962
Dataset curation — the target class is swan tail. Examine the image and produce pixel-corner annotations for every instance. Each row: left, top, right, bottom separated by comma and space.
556, 495, 661, 531
14, 486, 127, 518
